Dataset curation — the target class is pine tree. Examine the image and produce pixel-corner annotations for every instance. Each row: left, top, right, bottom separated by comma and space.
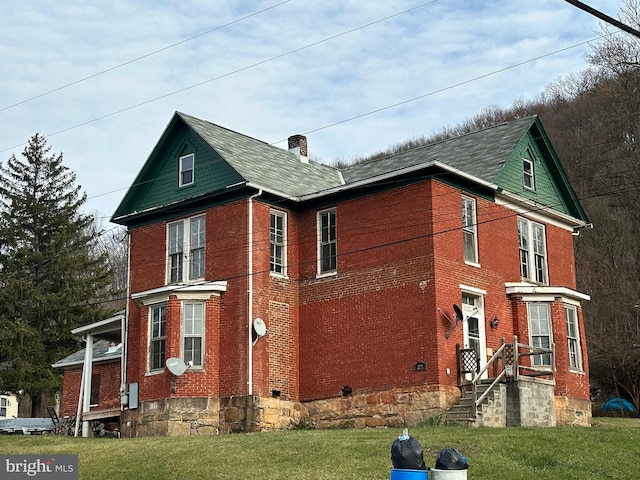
0, 134, 113, 416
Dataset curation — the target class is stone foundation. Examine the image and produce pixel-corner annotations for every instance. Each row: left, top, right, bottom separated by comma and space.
303, 386, 460, 429
123, 386, 460, 437
555, 395, 591, 426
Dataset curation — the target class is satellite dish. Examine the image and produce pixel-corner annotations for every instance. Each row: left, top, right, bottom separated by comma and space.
453, 304, 464, 323
253, 318, 267, 337
165, 357, 187, 377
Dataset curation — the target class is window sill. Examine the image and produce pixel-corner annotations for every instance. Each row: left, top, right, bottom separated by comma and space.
270, 272, 289, 279
145, 370, 164, 377
464, 260, 481, 268
316, 271, 337, 280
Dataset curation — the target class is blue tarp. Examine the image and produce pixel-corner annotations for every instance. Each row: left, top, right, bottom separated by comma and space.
603, 397, 636, 412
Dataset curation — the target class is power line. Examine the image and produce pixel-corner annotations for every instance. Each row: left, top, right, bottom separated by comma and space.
564, 0, 640, 39
0, 1, 292, 113
0, 1, 439, 155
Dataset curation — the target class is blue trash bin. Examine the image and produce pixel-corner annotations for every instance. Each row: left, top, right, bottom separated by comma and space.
390, 468, 428, 480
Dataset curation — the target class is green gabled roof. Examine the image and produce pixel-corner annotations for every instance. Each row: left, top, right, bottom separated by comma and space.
338, 116, 587, 223
112, 112, 343, 224
112, 112, 588, 226
179, 112, 343, 197
342, 116, 534, 185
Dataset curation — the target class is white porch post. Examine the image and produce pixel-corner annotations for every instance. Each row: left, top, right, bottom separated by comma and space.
81, 333, 93, 437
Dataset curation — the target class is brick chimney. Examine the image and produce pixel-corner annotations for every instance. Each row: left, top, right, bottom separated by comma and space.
288, 134, 308, 163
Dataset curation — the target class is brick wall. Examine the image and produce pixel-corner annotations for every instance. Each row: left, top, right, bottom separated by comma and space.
59, 361, 121, 417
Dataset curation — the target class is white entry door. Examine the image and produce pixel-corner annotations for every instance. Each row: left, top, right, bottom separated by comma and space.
462, 292, 487, 379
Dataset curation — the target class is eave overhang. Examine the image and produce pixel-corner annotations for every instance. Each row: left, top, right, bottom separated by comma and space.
131, 280, 228, 307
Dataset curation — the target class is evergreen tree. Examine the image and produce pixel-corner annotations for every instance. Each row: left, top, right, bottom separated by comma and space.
0, 134, 113, 416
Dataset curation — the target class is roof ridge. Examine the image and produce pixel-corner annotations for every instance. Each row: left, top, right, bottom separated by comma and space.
177, 111, 276, 150
341, 115, 537, 172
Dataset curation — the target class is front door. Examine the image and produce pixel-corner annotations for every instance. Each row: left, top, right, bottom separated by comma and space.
462, 292, 487, 379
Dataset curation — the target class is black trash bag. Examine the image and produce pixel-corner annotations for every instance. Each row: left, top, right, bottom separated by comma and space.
390, 429, 426, 470
435, 448, 468, 470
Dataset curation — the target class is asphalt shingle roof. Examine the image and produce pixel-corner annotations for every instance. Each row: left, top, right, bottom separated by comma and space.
179, 112, 344, 197
51, 340, 121, 369
341, 116, 535, 185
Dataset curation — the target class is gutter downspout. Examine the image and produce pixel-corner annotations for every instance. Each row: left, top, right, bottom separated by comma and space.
247, 189, 262, 396
122, 232, 131, 409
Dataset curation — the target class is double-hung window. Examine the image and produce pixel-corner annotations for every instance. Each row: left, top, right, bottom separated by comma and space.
179, 153, 194, 187
149, 305, 166, 371
565, 305, 583, 371
0, 397, 7, 417
318, 208, 337, 275
523, 156, 535, 190
462, 195, 478, 264
518, 217, 547, 284
270, 210, 286, 275
183, 302, 204, 367
167, 215, 206, 283
529, 302, 552, 367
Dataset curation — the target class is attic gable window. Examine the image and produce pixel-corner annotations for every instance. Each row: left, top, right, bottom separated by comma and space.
179, 153, 194, 187
523, 157, 535, 190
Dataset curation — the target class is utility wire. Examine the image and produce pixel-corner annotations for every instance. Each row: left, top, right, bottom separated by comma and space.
564, 0, 640, 39
0, 1, 438, 155
0, 0, 292, 113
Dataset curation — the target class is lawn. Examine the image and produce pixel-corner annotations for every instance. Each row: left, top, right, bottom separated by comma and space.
0, 418, 638, 479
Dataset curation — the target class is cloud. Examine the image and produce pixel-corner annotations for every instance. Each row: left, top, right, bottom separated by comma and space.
0, 0, 615, 222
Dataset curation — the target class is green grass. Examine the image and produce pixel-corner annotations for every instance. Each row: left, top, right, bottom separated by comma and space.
1, 418, 638, 479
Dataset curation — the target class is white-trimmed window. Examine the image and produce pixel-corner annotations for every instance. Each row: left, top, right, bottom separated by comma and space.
518, 217, 547, 284
270, 210, 287, 275
0, 397, 7, 417
462, 195, 478, 264
528, 302, 552, 367
183, 302, 204, 367
318, 208, 337, 275
565, 304, 583, 371
179, 153, 194, 187
167, 215, 206, 283
149, 305, 166, 371
523, 156, 534, 190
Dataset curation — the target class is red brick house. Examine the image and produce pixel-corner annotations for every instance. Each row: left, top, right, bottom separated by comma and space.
57, 112, 592, 436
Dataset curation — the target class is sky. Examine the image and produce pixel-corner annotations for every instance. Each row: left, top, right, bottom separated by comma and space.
0, 0, 622, 230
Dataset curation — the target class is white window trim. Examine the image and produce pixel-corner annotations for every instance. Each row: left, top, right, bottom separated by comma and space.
518, 217, 548, 285
166, 215, 206, 285
523, 156, 535, 191
317, 208, 337, 277
565, 304, 583, 372
179, 153, 195, 187
270, 209, 287, 277
148, 303, 167, 373
462, 195, 479, 266
182, 301, 205, 369
527, 302, 553, 368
